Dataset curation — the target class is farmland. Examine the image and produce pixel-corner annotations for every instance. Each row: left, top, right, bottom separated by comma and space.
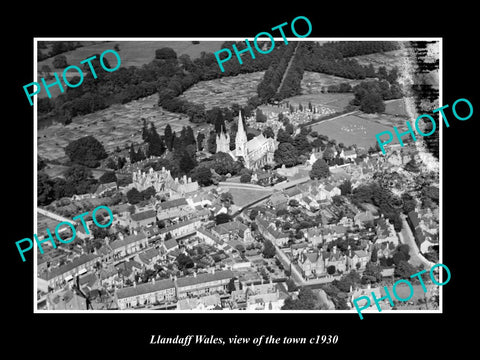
178, 71, 265, 110
37, 94, 211, 163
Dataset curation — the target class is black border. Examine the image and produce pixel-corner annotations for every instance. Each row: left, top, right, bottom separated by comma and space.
7, 5, 475, 355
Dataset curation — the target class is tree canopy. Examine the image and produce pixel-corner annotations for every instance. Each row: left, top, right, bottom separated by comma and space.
65, 136, 108, 168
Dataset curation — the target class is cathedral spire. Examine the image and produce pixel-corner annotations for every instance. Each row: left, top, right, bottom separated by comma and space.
235, 111, 248, 158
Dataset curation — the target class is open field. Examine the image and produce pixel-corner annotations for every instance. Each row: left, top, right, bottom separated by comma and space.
310, 112, 405, 149
37, 94, 211, 163
37, 40, 225, 99
350, 48, 409, 71
178, 72, 265, 110
222, 187, 273, 208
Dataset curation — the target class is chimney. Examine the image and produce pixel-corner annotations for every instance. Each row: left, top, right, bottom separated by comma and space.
133, 281, 136, 288
152, 278, 155, 284
193, 271, 197, 278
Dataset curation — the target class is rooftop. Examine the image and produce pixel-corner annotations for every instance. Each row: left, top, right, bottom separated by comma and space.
116, 278, 176, 299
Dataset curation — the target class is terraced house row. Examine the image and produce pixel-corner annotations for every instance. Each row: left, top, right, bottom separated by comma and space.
115, 269, 234, 309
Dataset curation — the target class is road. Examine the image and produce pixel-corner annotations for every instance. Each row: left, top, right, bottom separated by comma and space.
398, 214, 435, 269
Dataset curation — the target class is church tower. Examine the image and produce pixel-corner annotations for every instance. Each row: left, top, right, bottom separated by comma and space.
216, 126, 230, 153
235, 111, 248, 158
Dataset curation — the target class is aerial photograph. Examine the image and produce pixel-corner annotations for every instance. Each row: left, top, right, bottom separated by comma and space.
34, 39, 441, 313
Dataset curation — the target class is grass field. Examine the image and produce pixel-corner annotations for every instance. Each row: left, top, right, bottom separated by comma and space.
37, 40, 224, 99
223, 187, 273, 208
311, 112, 403, 149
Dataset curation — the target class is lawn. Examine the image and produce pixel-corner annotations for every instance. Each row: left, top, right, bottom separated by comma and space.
311, 112, 403, 149
223, 187, 273, 208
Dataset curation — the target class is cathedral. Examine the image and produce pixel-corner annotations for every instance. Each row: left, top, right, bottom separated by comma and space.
216, 112, 277, 170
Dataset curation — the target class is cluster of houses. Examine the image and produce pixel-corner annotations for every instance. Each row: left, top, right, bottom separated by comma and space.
37, 140, 439, 311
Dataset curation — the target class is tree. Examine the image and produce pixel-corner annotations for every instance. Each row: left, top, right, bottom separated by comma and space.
207, 131, 217, 154
99, 171, 117, 184
126, 188, 143, 204
262, 239, 276, 258
286, 279, 298, 292
322, 146, 336, 163
310, 158, 330, 180
327, 265, 336, 275
227, 278, 236, 293
274, 143, 298, 167
176, 253, 194, 270
155, 47, 177, 60
240, 173, 251, 183
293, 133, 312, 155
190, 165, 213, 186
262, 126, 275, 139
164, 124, 174, 151
144, 122, 165, 157
65, 136, 108, 168
196, 132, 205, 151
360, 92, 385, 113
394, 260, 417, 279
339, 179, 352, 195
53, 54, 68, 68
281, 287, 317, 310
255, 108, 267, 123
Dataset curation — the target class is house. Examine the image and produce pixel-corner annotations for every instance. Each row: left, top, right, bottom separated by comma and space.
177, 293, 222, 310
305, 227, 323, 247
354, 211, 375, 227
98, 266, 118, 288
162, 238, 179, 254
317, 184, 341, 201
340, 149, 357, 161
158, 217, 203, 241
129, 209, 157, 229
115, 260, 143, 282
256, 216, 289, 247
186, 192, 214, 208
285, 186, 303, 201
46, 288, 88, 310
137, 248, 162, 269
156, 198, 193, 221
211, 221, 254, 244
268, 192, 288, 209
110, 232, 148, 258
407, 210, 437, 254
347, 249, 370, 271
38, 254, 100, 289
175, 270, 234, 299
116, 278, 176, 309
196, 228, 226, 249
298, 246, 347, 279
